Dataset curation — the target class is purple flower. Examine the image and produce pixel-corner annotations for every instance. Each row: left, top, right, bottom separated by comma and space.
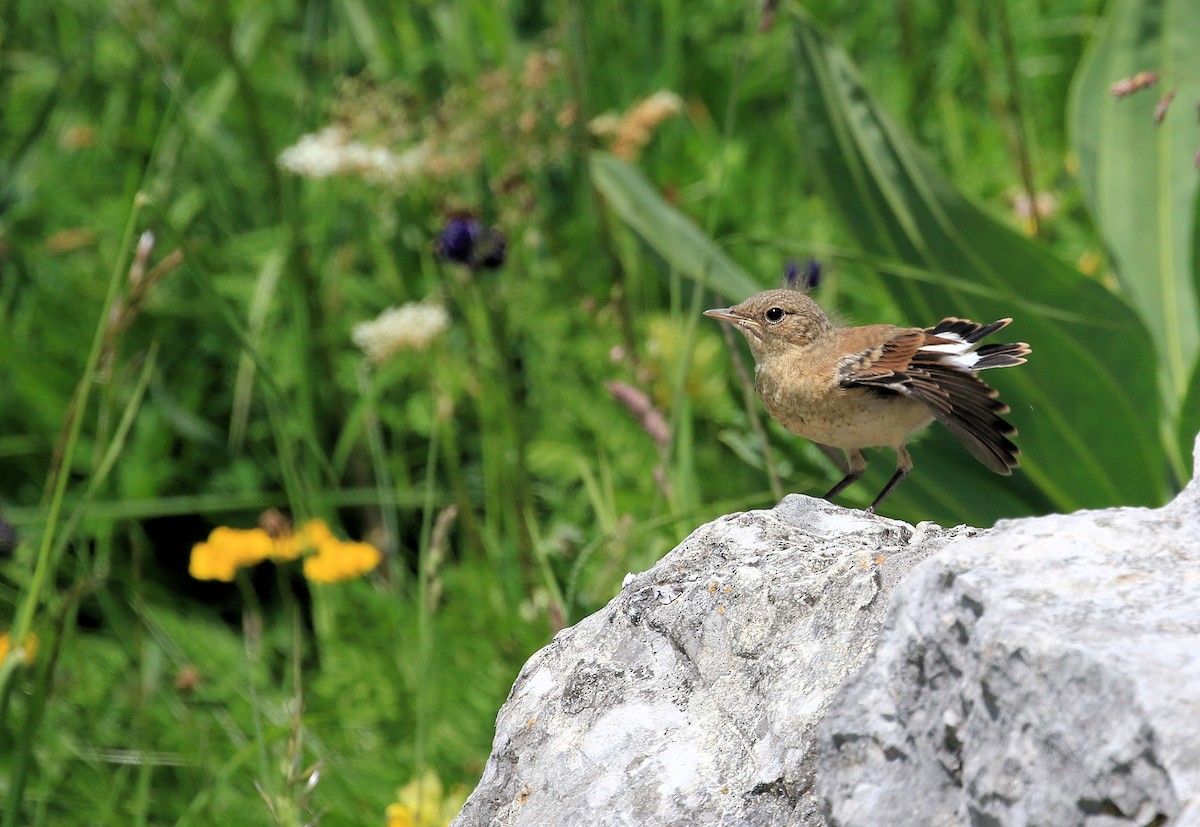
0, 513, 16, 553
784, 258, 821, 290
435, 216, 507, 271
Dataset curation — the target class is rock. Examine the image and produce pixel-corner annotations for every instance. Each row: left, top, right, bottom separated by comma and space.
455, 437, 1200, 827
818, 439, 1200, 827
451, 496, 977, 826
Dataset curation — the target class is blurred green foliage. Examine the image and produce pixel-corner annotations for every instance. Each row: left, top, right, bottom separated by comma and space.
1, 0, 1198, 823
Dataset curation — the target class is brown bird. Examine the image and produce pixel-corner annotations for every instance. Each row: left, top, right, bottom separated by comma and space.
705, 289, 1030, 511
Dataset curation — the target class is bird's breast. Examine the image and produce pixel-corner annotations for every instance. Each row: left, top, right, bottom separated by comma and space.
755, 362, 931, 449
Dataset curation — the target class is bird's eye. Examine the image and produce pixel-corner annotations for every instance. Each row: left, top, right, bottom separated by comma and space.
765, 307, 786, 323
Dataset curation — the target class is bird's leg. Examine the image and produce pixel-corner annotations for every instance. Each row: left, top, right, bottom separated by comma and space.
823, 448, 867, 501
868, 444, 913, 512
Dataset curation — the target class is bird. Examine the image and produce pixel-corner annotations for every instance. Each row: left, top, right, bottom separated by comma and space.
705, 288, 1030, 511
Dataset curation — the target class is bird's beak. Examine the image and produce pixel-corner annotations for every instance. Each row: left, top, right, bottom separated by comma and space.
704, 307, 744, 324
705, 307, 760, 334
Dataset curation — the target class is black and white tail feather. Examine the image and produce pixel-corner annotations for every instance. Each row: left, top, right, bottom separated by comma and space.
909, 318, 1030, 474
924, 318, 1030, 371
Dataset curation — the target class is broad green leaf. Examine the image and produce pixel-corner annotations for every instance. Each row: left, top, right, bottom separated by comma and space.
1179, 356, 1200, 480
1070, 0, 1200, 406
589, 153, 763, 300
789, 8, 1166, 515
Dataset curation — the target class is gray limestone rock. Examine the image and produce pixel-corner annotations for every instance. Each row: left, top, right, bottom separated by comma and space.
818, 442, 1200, 827
451, 496, 976, 826
455, 437, 1200, 827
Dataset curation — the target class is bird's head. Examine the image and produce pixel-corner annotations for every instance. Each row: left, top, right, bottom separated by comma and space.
704, 289, 833, 362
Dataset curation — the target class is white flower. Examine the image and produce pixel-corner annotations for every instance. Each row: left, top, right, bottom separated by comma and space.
277, 126, 429, 186
277, 126, 347, 178
352, 301, 449, 364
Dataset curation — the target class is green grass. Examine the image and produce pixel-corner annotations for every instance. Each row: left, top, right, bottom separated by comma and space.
2, 0, 1197, 823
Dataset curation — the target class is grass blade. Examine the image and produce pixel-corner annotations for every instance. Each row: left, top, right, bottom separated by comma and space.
590, 153, 763, 300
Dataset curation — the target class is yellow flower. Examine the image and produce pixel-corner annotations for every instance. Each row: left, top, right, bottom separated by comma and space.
268, 519, 313, 561
385, 772, 467, 827
0, 631, 38, 665
262, 517, 334, 562
299, 518, 335, 548
188, 540, 235, 581
303, 538, 382, 584
190, 518, 380, 584
385, 804, 415, 827
268, 531, 304, 562
188, 527, 274, 581
215, 527, 274, 566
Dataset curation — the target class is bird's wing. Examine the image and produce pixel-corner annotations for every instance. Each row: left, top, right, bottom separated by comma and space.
833, 327, 924, 389
837, 325, 1021, 474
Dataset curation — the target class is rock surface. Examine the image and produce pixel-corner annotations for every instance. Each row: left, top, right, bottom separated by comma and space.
453, 438, 1200, 827
818, 447, 1200, 827
451, 497, 977, 826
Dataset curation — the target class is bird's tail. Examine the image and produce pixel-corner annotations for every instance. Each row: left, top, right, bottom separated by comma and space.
921, 318, 1031, 371
907, 318, 1031, 475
